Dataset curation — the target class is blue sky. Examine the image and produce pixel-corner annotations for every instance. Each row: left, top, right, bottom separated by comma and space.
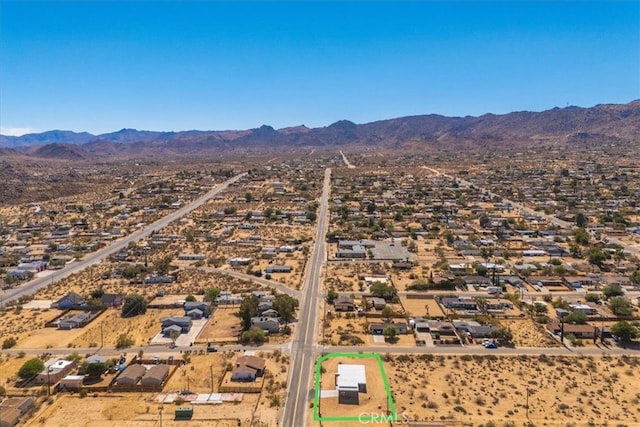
1, 1, 638, 135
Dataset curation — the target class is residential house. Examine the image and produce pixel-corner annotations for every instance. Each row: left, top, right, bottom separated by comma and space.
58, 312, 92, 330
141, 364, 170, 386
334, 295, 355, 312
100, 293, 123, 308
52, 292, 85, 309
370, 297, 386, 310
177, 253, 206, 261
369, 322, 409, 335
117, 364, 146, 385
264, 265, 292, 274
336, 364, 367, 405
547, 320, 598, 339
0, 397, 34, 427
161, 317, 192, 336
34, 359, 77, 385
251, 317, 280, 333
231, 356, 266, 382
184, 302, 211, 318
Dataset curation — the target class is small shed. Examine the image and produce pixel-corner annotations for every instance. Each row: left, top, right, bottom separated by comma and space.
175, 407, 193, 420
60, 375, 84, 390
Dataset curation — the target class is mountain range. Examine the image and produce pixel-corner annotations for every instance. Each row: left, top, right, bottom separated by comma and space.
2, 100, 639, 159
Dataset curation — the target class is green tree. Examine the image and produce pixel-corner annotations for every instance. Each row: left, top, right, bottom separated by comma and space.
185, 294, 196, 302
586, 248, 608, 268
474, 297, 488, 315
86, 361, 107, 379
18, 358, 44, 380
584, 293, 601, 303
116, 334, 135, 349
572, 228, 590, 246
383, 325, 398, 343
272, 294, 299, 325
491, 326, 513, 342
564, 311, 588, 324
575, 212, 587, 228
204, 287, 221, 303
610, 321, 639, 343
609, 297, 633, 317
2, 337, 17, 349
121, 294, 147, 317
370, 282, 396, 300
153, 256, 173, 275
629, 269, 640, 287
240, 326, 267, 344
603, 283, 625, 298
381, 306, 394, 321
326, 289, 338, 304
238, 295, 260, 331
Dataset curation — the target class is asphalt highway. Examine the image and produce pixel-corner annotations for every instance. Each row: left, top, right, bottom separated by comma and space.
281, 168, 331, 427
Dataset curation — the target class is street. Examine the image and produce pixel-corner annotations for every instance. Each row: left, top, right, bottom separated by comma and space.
1, 173, 247, 307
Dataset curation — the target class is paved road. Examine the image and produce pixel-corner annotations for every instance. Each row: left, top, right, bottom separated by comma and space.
423, 166, 640, 257
1, 173, 247, 307
205, 267, 301, 299
326, 344, 640, 356
282, 168, 331, 427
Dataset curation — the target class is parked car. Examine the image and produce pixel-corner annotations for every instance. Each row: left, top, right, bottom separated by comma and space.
483, 341, 498, 349
207, 346, 218, 353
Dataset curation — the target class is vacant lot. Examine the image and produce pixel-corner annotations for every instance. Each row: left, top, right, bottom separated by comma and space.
385, 354, 640, 426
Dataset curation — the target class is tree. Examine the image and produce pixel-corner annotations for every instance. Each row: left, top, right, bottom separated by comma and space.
491, 326, 513, 342
90, 289, 105, 299
381, 306, 394, 321
383, 325, 398, 343
370, 282, 396, 300
532, 303, 548, 315
240, 326, 267, 345
572, 228, 590, 246
609, 297, 633, 317
185, 294, 196, 302
121, 294, 147, 317
18, 358, 44, 380
2, 337, 17, 349
611, 321, 638, 343
272, 294, 299, 325
629, 269, 640, 287
306, 211, 317, 222
586, 248, 608, 268
603, 283, 625, 298
564, 311, 588, 324
584, 293, 601, 303
474, 297, 488, 315
204, 287, 221, 303
326, 289, 338, 304
86, 361, 107, 379
575, 212, 587, 228
153, 256, 173, 275
116, 333, 135, 349
238, 295, 260, 331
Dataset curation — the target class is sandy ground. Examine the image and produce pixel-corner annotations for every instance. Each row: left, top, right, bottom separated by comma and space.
400, 297, 446, 318
197, 307, 243, 344
316, 356, 391, 421
305, 354, 640, 427
3, 350, 288, 427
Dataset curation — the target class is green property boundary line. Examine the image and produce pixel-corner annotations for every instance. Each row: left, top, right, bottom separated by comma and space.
313, 352, 397, 422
